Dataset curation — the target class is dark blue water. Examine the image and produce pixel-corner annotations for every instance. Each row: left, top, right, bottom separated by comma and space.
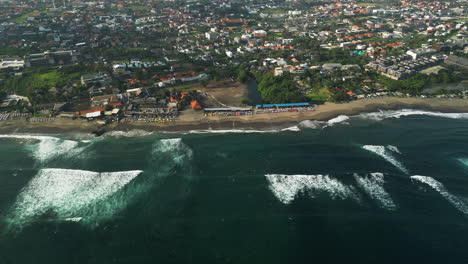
1, 111, 468, 264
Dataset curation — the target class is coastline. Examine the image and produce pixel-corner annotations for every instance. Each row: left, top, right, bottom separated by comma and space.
2, 97, 468, 135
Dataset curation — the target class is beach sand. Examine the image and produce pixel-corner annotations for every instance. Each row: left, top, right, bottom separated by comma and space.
2, 97, 468, 135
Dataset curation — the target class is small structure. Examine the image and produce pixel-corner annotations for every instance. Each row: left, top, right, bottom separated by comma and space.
191, 100, 203, 110
75, 108, 105, 117
204, 107, 252, 112
255, 102, 310, 108
81, 72, 110, 85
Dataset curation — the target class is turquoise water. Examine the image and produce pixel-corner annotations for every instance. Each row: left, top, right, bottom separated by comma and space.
1, 109, 468, 263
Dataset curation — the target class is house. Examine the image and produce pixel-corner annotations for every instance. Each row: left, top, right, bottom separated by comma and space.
0, 57, 24, 71
406, 48, 437, 60
322, 63, 343, 71
191, 100, 203, 110
205, 32, 218, 40
75, 107, 105, 117
81, 72, 111, 85
24, 50, 79, 67
91, 94, 118, 107
126, 88, 142, 97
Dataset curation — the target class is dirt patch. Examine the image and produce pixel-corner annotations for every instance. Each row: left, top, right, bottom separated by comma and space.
198, 80, 248, 107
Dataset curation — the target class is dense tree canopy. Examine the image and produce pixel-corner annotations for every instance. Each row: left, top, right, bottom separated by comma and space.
256, 72, 307, 103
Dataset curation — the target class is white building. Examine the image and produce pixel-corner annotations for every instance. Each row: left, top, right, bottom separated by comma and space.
406, 48, 437, 60
0, 59, 25, 71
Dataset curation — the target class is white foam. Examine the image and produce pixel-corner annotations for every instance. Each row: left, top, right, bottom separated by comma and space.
281, 126, 301, 132
9, 168, 142, 227
265, 174, 360, 204
64, 217, 83, 222
187, 129, 278, 134
359, 109, 468, 121
298, 120, 324, 129
457, 158, 468, 168
362, 145, 409, 174
386, 145, 402, 154
411, 175, 468, 216
153, 138, 193, 166
0, 134, 81, 162
354, 173, 397, 210
104, 130, 154, 138
325, 115, 350, 127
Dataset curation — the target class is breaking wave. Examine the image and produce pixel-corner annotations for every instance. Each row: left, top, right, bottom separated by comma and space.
411, 175, 468, 216
354, 173, 397, 210
326, 115, 350, 126
386, 145, 402, 154
362, 145, 408, 174
148, 137, 195, 183
103, 130, 154, 138
320, 115, 350, 129
187, 129, 278, 134
294, 109, 468, 132
457, 158, 468, 169
0, 134, 89, 163
281, 126, 301, 132
298, 120, 323, 129
265, 174, 360, 204
8, 169, 143, 229
359, 109, 468, 121
153, 138, 193, 166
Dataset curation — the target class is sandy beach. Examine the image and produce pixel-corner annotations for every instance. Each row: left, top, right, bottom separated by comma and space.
2, 97, 468, 135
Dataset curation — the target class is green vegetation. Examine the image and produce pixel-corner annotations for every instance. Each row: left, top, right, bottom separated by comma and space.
379, 68, 465, 94
6, 68, 77, 92
1, 64, 98, 103
455, 18, 468, 23
0, 91, 6, 102
0, 47, 38, 57
237, 64, 253, 84
256, 72, 307, 103
12, 10, 41, 23
261, 8, 288, 14
307, 87, 330, 101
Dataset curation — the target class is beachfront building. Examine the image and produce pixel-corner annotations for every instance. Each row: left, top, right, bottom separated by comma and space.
204, 107, 253, 117
255, 103, 314, 113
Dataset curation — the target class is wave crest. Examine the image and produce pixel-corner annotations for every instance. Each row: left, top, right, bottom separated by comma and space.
188, 129, 277, 134
411, 175, 468, 217
0, 134, 86, 163
265, 174, 360, 204
359, 109, 468, 121
104, 130, 154, 138
8, 168, 143, 228
354, 173, 397, 210
298, 120, 323, 129
362, 145, 408, 174
323, 115, 350, 128
153, 138, 193, 165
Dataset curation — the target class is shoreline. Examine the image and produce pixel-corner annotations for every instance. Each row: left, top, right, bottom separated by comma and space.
2, 97, 468, 135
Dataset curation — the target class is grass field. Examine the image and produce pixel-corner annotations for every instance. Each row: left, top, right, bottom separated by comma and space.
455, 18, 468, 23
12, 11, 41, 23
3, 69, 81, 96
307, 87, 330, 102
357, 3, 381, 7
262, 9, 288, 14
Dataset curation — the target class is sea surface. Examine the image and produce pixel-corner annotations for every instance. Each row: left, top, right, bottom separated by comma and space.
1, 109, 468, 264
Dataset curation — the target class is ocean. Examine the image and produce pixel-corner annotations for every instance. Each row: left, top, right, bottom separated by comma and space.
1, 109, 468, 264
